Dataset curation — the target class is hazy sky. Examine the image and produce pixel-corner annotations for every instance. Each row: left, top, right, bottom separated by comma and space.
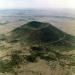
0, 0, 75, 9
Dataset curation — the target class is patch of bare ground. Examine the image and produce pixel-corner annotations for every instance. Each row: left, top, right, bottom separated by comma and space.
9, 59, 71, 75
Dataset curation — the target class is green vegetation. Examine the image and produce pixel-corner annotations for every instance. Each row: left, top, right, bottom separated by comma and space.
0, 59, 13, 73
0, 34, 5, 41
26, 21, 43, 28
0, 50, 22, 74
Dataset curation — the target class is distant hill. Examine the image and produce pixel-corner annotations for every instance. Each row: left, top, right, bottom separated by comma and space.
6, 21, 74, 45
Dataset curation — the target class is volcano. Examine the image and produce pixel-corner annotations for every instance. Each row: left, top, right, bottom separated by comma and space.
6, 21, 71, 45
